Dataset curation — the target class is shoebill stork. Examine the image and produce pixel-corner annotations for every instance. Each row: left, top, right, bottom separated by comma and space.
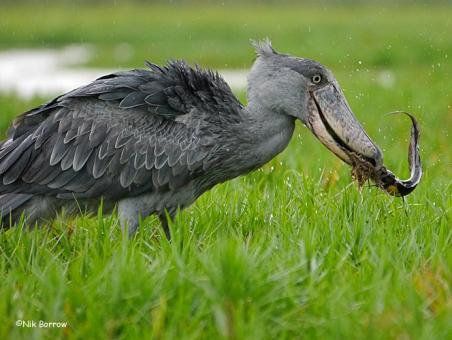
0, 40, 421, 239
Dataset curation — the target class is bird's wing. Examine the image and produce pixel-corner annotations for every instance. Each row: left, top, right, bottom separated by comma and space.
0, 61, 244, 200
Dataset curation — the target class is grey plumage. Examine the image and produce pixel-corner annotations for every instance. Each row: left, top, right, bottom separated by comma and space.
0, 57, 248, 236
0, 40, 385, 239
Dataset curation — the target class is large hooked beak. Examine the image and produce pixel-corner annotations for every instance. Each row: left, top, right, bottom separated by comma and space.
307, 83, 383, 167
306, 83, 422, 197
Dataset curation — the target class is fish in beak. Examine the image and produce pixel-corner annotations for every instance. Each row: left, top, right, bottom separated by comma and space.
306, 83, 422, 197
248, 39, 421, 196
350, 112, 422, 197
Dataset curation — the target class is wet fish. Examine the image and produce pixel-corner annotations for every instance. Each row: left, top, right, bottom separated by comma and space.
351, 112, 422, 197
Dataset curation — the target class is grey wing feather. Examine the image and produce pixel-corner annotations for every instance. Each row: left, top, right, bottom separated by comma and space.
0, 60, 243, 201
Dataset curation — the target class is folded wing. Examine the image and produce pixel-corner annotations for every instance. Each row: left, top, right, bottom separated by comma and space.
0, 61, 243, 201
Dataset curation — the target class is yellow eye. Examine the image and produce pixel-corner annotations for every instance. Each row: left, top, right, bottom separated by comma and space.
312, 74, 322, 84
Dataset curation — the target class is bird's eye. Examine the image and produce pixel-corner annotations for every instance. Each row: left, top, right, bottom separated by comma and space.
312, 74, 322, 84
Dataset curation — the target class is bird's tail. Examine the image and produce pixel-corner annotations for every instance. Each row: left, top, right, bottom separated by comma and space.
0, 193, 33, 228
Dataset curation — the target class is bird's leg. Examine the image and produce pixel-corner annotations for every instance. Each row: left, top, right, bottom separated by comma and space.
158, 210, 174, 241
119, 212, 139, 237
118, 197, 176, 240
118, 198, 142, 236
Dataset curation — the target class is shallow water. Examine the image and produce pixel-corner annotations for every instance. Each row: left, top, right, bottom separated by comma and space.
0, 45, 248, 98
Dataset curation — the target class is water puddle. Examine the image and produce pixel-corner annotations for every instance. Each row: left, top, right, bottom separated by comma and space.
0, 45, 248, 98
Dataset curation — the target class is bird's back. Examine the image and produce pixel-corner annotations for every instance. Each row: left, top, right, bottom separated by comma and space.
0, 60, 245, 227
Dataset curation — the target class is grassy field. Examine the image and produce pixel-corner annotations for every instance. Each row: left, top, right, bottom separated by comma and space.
0, 3, 451, 339
0, 4, 450, 70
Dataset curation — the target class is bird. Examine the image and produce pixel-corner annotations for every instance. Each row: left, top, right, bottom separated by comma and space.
0, 40, 385, 240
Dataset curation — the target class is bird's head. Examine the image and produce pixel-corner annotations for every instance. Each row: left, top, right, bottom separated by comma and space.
247, 39, 383, 168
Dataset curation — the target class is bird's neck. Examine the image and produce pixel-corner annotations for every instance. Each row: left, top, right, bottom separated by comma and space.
240, 101, 296, 169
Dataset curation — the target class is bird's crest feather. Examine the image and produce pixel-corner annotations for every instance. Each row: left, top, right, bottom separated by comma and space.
250, 38, 277, 58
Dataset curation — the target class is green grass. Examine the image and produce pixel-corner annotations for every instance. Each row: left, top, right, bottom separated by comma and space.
0, 4, 450, 69
0, 3, 451, 339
